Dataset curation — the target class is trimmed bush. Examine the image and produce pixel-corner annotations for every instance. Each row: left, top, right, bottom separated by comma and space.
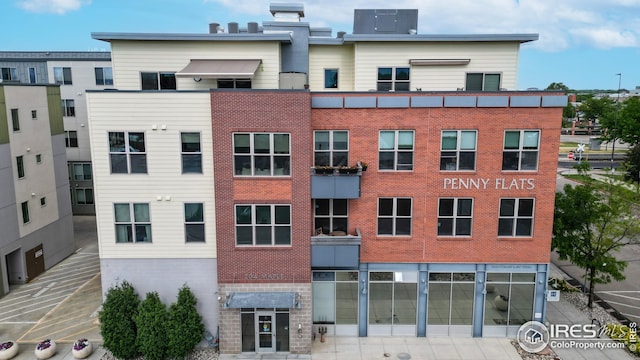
135, 292, 168, 360
605, 324, 640, 355
166, 285, 205, 359
99, 281, 140, 359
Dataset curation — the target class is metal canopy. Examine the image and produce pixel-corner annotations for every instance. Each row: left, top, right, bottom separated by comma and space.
176, 59, 261, 79
225, 292, 297, 308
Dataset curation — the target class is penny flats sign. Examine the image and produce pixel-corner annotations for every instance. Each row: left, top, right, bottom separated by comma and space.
443, 177, 535, 190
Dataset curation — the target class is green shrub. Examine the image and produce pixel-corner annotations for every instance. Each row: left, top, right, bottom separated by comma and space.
99, 281, 140, 359
166, 285, 205, 359
135, 292, 168, 360
604, 324, 640, 355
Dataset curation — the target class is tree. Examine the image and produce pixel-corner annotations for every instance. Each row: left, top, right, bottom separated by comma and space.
546, 82, 569, 91
553, 164, 640, 308
135, 292, 168, 360
578, 97, 615, 124
599, 96, 640, 146
563, 103, 576, 120
166, 285, 204, 359
623, 143, 640, 183
99, 281, 140, 359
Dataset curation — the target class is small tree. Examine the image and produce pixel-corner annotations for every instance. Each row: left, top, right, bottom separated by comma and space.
623, 143, 640, 183
135, 292, 168, 360
166, 285, 205, 359
553, 164, 640, 308
99, 281, 140, 359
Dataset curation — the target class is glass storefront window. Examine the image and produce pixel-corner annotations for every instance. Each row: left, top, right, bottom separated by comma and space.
484, 273, 535, 326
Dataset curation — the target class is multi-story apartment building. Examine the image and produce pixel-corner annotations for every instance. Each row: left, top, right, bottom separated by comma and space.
0, 52, 114, 215
87, 3, 566, 355
0, 84, 75, 297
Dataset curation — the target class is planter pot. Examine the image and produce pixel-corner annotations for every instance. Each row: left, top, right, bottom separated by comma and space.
314, 168, 335, 175
494, 295, 509, 311
338, 168, 358, 174
34, 340, 56, 360
72, 342, 93, 359
0, 342, 19, 360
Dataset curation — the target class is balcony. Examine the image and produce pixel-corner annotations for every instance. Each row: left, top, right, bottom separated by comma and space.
311, 228, 361, 269
310, 167, 362, 199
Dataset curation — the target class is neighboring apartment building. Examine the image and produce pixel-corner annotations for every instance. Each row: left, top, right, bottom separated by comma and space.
0, 51, 114, 215
0, 84, 75, 297
87, 3, 566, 355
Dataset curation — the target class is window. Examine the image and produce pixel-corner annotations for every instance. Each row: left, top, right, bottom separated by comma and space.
40, 197, 46, 206
74, 189, 94, 205
11, 109, 19, 131
62, 99, 75, 116
65, 131, 78, 148
114, 203, 151, 243
324, 69, 338, 88
21, 201, 30, 224
314, 199, 348, 235
377, 67, 410, 91
73, 163, 92, 180
438, 198, 473, 236
235, 204, 291, 246
377, 197, 412, 236
53, 67, 72, 85
502, 130, 540, 171
181, 132, 202, 173
233, 133, 290, 176
498, 198, 534, 237
379, 130, 414, 171
314, 131, 348, 167
95, 67, 113, 85
36, 154, 42, 163
28, 67, 37, 83
217, 79, 251, 88
465, 73, 500, 91
185, 203, 205, 242
440, 130, 477, 171
16, 156, 25, 178
109, 132, 147, 174
141, 72, 176, 90
31, 110, 37, 120
1, 67, 18, 81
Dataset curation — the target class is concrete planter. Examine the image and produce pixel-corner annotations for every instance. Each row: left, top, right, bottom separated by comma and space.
494, 295, 509, 311
72, 341, 93, 359
34, 340, 56, 360
0, 342, 19, 360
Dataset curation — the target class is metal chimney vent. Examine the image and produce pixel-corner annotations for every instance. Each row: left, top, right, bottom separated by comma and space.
228, 22, 239, 33
209, 22, 220, 33
248, 22, 259, 33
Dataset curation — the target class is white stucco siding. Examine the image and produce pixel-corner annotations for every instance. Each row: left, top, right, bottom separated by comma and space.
353, 42, 521, 91
308, 45, 355, 91
110, 41, 280, 90
86, 91, 216, 259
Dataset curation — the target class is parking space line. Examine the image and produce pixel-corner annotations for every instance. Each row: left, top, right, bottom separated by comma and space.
599, 299, 640, 311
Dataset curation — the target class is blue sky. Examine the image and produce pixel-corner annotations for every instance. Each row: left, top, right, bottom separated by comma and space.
3, 0, 639, 91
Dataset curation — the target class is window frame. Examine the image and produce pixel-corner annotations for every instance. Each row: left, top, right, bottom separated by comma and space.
141, 71, 176, 90
61, 99, 75, 117
65, 131, 78, 148
377, 197, 412, 236
53, 67, 72, 85
437, 198, 473, 237
36, 154, 42, 164
73, 163, 92, 181
498, 198, 535, 237
217, 79, 252, 88
31, 110, 38, 120
184, 202, 205, 242
114, 203, 152, 243
233, 132, 291, 177
378, 130, 414, 171
324, 68, 338, 89
108, 131, 147, 174
440, 130, 477, 171
465, 73, 501, 91
74, 188, 94, 205
95, 67, 114, 85
16, 156, 25, 179
502, 130, 540, 171
40, 197, 47, 207
1, 67, 18, 81
314, 130, 349, 167
181, 132, 202, 174
21, 201, 30, 224
377, 67, 410, 91
28, 67, 37, 84
234, 204, 292, 246
314, 199, 348, 235
11, 108, 19, 131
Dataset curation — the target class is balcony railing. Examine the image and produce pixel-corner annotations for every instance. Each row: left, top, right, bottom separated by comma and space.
310, 166, 362, 199
311, 228, 361, 269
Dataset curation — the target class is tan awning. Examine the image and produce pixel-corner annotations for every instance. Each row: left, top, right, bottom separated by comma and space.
176, 59, 262, 79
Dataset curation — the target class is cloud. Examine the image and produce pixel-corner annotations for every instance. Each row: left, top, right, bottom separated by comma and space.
18, 0, 91, 15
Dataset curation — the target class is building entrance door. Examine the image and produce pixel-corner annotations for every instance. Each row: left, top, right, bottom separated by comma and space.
256, 311, 275, 352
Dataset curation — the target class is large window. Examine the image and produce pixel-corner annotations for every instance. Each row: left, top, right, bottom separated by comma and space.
28, 67, 37, 83
72, 163, 92, 180
181, 132, 202, 173
377, 67, 410, 91
21, 201, 30, 224
324, 69, 338, 89
53, 67, 72, 85
379, 130, 414, 171
498, 198, 534, 237
484, 273, 535, 326
74, 189, 94, 205
2, 67, 18, 81
440, 130, 477, 171
16, 156, 25, 179
11, 109, 19, 131
217, 79, 251, 88
314, 130, 348, 167
437, 198, 473, 236
377, 197, 412, 236
141, 72, 176, 90
61, 99, 75, 116
233, 133, 290, 176
312, 271, 359, 325
109, 132, 147, 174
185, 203, 205, 242
428, 273, 475, 326
314, 199, 348, 235
368, 272, 417, 326
114, 203, 151, 243
502, 130, 539, 171
235, 204, 291, 246
466, 73, 500, 91
95, 67, 113, 85
65, 131, 78, 148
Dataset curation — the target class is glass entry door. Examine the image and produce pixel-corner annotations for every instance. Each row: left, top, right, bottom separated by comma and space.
256, 311, 275, 352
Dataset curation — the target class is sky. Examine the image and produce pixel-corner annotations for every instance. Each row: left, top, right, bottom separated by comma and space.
2, 0, 639, 91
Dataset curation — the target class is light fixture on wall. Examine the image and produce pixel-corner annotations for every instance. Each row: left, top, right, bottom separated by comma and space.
361, 279, 367, 295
